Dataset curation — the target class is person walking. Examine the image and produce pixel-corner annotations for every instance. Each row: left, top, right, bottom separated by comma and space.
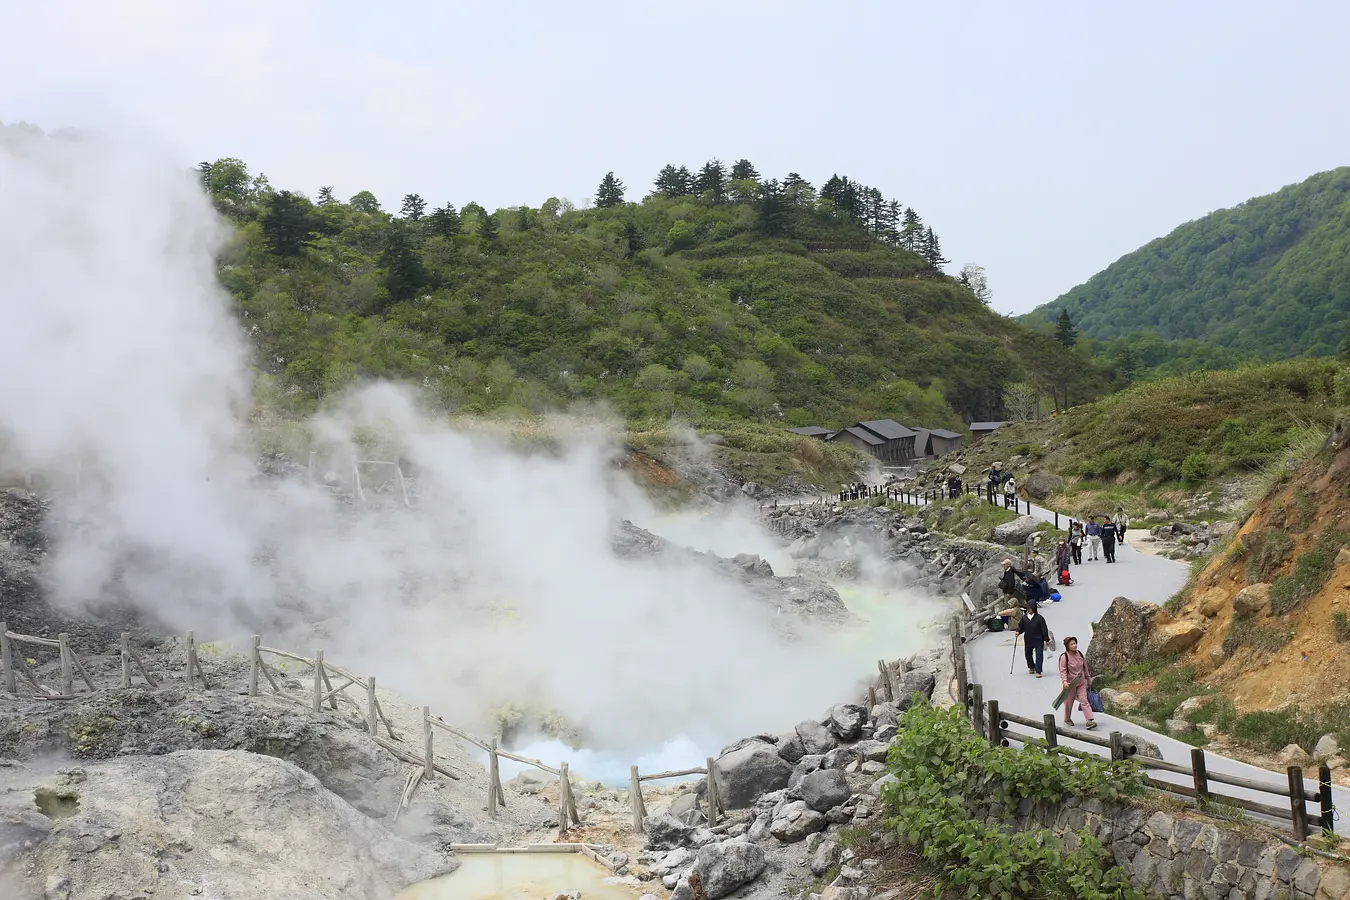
1068, 521, 1084, 566
1054, 539, 1073, 586
1058, 636, 1097, 728
1101, 515, 1119, 563
987, 465, 1001, 504
1117, 507, 1130, 544
1086, 516, 1102, 561
1019, 602, 1050, 677
1003, 475, 1017, 510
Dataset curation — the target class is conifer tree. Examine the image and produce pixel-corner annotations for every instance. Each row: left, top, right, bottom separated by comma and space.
260, 190, 318, 257
865, 188, 886, 236
757, 179, 789, 237
730, 159, 760, 181
478, 210, 498, 242
428, 203, 461, 237
1055, 309, 1078, 348
900, 208, 924, 251
196, 161, 212, 188
595, 172, 626, 208
782, 173, 814, 207
380, 225, 427, 305
674, 165, 694, 196
316, 186, 336, 206
624, 223, 644, 257
1115, 343, 1139, 382
694, 159, 728, 203
654, 165, 684, 198
922, 227, 950, 270
883, 200, 902, 244
400, 193, 427, 220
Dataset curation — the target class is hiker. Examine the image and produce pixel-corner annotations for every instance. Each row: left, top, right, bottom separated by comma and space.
1021, 568, 1047, 605
1018, 601, 1050, 677
1085, 516, 1102, 561
987, 465, 1001, 503
1101, 515, 1119, 563
1003, 475, 1017, 509
1054, 539, 1073, 585
1068, 520, 1085, 565
1116, 507, 1130, 544
1058, 636, 1097, 729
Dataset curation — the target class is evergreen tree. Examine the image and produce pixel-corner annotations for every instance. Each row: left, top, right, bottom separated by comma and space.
900, 208, 924, 251
782, 173, 814, 207
654, 165, 685, 198
883, 200, 902, 244
730, 159, 760, 181
428, 203, 461, 237
624, 223, 645, 257
1115, 343, 1139, 382
1055, 309, 1078, 348
517, 207, 531, 232
694, 159, 728, 203
921, 228, 950, 270
400, 193, 427, 220
757, 180, 789, 237
196, 161, 212, 188
478, 211, 498, 242
865, 188, 886, 236
379, 225, 427, 306
260, 190, 318, 257
674, 165, 695, 197
595, 172, 626, 208
316, 186, 336, 206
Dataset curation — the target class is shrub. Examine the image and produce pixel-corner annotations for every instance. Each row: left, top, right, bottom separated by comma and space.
1244, 529, 1293, 583
1267, 530, 1347, 615
882, 701, 1145, 900
1334, 611, 1350, 643
1221, 618, 1294, 655
1181, 452, 1213, 484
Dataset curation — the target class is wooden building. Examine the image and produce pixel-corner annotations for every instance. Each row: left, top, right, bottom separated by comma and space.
968, 421, 1007, 444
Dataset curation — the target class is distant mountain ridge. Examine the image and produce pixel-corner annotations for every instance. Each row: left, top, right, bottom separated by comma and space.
1027, 167, 1350, 358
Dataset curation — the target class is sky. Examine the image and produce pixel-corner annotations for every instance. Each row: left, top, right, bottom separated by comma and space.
3, 0, 1349, 315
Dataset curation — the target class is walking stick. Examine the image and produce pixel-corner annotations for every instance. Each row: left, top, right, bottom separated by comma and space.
1009, 632, 1021, 675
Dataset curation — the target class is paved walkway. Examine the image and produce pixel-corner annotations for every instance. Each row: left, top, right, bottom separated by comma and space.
959, 498, 1349, 836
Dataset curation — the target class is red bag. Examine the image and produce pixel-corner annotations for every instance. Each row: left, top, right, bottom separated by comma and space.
1059, 568, 1072, 585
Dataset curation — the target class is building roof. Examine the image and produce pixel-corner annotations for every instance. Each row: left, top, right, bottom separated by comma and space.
910, 428, 932, 454
787, 426, 832, 437
930, 428, 963, 439
969, 421, 1007, 431
857, 419, 916, 441
831, 426, 884, 446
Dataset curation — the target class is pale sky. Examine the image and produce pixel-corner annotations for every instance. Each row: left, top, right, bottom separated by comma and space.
4, 1, 1348, 314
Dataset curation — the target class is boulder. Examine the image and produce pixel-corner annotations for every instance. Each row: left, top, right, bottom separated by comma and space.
1234, 583, 1271, 616
713, 742, 793, 810
1278, 744, 1313, 768
1086, 597, 1167, 680
646, 811, 695, 850
992, 516, 1041, 546
868, 773, 899, 797
668, 792, 705, 827
796, 720, 840, 756
651, 847, 694, 876
509, 769, 558, 795
827, 704, 867, 741
775, 731, 806, 763
1164, 719, 1196, 737
1097, 688, 1139, 712
1148, 618, 1204, 656
895, 670, 936, 708
1314, 735, 1341, 761
852, 740, 890, 764
788, 755, 824, 791
695, 839, 766, 899
799, 769, 851, 813
768, 800, 828, 843
1196, 588, 1229, 618
1122, 733, 1163, 760
811, 838, 840, 876
1175, 696, 1210, 718
868, 702, 899, 730
1024, 471, 1064, 501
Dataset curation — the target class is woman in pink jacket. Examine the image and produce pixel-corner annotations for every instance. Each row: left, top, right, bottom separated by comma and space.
1058, 636, 1097, 729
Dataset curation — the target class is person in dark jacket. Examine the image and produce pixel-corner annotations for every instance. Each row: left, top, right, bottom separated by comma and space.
1054, 539, 1073, 585
1101, 515, 1119, 563
987, 465, 1001, 503
1018, 602, 1050, 676
1021, 569, 1046, 605
1068, 521, 1085, 566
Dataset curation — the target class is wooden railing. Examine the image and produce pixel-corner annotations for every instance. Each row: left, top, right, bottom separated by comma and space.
629, 760, 726, 831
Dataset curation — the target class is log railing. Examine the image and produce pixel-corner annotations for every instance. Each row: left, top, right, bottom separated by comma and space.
629, 759, 726, 831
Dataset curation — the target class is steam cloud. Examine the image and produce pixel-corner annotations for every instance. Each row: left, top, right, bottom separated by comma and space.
0, 125, 946, 765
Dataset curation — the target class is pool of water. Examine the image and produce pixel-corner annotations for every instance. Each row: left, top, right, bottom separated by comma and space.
398, 852, 641, 900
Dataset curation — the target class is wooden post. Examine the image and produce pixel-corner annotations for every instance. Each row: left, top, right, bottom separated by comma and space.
312, 649, 324, 713
1191, 748, 1210, 802
185, 631, 196, 688
1042, 714, 1058, 749
423, 706, 434, 781
487, 739, 499, 816
1288, 766, 1309, 840
58, 632, 73, 695
248, 635, 260, 697
867, 685, 878, 710
630, 765, 646, 831
951, 616, 968, 707
706, 757, 719, 827
878, 660, 894, 702
971, 684, 984, 734
1319, 765, 1334, 832
558, 761, 569, 832
987, 700, 1001, 747
1109, 731, 1125, 762
1055, 511, 1060, 529
366, 677, 378, 736
120, 632, 131, 689
0, 622, 14, 694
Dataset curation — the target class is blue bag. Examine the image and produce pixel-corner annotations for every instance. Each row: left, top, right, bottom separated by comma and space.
1087, 689, 1104, 713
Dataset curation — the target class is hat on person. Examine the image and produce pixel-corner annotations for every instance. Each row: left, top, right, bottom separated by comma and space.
1026, 601, 1038, 611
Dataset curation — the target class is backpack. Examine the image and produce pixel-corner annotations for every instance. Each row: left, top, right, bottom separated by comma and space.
985, 616, 1006, 633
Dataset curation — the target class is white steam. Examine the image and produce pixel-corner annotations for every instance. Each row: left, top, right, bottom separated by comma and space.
0, 125, 947, 763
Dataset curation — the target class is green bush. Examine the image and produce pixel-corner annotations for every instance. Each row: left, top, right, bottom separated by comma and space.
1181, 452, 1213, 484
1232, 703, 1350, 755
882, 701, 1145, 900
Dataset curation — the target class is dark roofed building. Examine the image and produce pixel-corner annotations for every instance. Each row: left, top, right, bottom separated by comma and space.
968, 421, 1007, 443
787, 426, 832, 439
928, 428, 963, 456
829, 425, 885, 457
828, 419, 917, 465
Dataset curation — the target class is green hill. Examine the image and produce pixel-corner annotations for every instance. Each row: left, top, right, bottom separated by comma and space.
204, 157, 1112, 428
1026, 167, 1350, 363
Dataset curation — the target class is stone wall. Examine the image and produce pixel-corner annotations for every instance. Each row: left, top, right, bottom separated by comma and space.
974, 794, 1350, 900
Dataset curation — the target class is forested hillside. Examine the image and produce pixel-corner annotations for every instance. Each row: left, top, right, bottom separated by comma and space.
202, 156, 1111, 427
1027, 167, 1350, 368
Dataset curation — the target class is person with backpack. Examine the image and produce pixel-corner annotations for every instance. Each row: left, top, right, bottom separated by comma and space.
1068, 521, 1085, 566
1058, 636, 1097, 728
1085, 516, 1102, 561
1054, 539, 1073, 586
1101, 515, 1119, 563
987, 465, 1001, 504
1116, 507, 1130, 543
1018, 602, 1051, 677
1003, 475, 1017, 510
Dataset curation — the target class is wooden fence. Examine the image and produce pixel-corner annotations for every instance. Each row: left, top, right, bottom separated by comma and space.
629, 761, 726, 831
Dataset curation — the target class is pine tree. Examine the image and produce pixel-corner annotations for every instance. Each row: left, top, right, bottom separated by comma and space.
730, 159, 760, 181
654, 164, 684, 198
1055, 309, 1078, 348
595, 172, 626, 208
922, 228, 950, 270
478, 211, 498, 242
517, 207, 531, 232
782, 173, 814, 207
624, 223, 644, 257
900, 208, 924, 252
1116, 343, 1139, 382
757, 180, 789, 237
400, 193, 427, 220
865, 188, 886, 236
316, 186, 336, 206
674, 165, 694, 197
428, 203, 461, 237
379, 225, 426, 306
694, 159, 728, 203
883, 200, 901, 244
196, 161, 212, 188
260, 190, 318, 257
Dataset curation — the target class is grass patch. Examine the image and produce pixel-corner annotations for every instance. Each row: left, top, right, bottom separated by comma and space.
1244, 528, 1293, 583
1231, 704, 1350, 755
1221, 618, 1295, 655
1133, 666, 1213, 726
1334, 611, 1350, 643
1267, 529, 1348, 615
919, 494, 1021, 542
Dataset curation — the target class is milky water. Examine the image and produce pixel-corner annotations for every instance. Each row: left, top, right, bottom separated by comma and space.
397, 853, 639, 900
